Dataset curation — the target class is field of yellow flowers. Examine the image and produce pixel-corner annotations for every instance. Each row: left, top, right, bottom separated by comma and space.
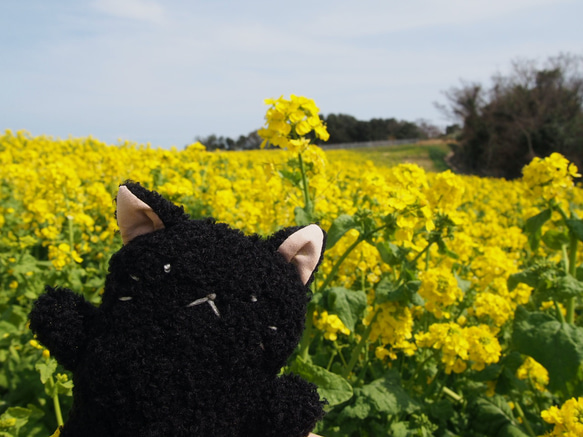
1, 95, 583, 436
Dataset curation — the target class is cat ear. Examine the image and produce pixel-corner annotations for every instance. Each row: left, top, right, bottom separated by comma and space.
117, 185, 165, 245
277, 224, 325, 285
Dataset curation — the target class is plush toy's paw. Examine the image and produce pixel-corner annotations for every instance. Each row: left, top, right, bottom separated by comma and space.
29, 287, 97, 371
247, 373, 326, 437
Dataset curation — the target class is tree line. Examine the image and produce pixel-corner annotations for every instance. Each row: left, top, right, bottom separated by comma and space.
193, 116, 442, 151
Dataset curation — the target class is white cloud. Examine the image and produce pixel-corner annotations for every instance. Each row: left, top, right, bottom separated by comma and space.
92, 0, 166, 24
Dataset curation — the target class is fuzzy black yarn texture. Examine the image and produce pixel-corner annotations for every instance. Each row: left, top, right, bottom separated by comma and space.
29, 182, 326, 437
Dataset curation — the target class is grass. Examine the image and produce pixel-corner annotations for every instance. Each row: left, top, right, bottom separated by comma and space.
323, 141, 452, 173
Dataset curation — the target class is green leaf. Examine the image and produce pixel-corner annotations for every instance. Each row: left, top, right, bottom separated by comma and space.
290, 357, 353, 406
429, 399, 455, 422
325, 214, 358, 250
0, 407, 32, 430
525, 208, 552, 251
294, 206, 312, 226
565, 218, 583, 242
375, 277, 423, 306
507, 269, 540, 292
469, 396, 526, 437
375, 277, 397, 304
377, 240, 412, 268
436, 238, 458, 259
0, 321, 19, 336
525, 208, 552, 234
0, 306, 29, 332
500, 425, 531, 437
494, 351, 529, 395
454, 272, 472, 293
35, 359, 57, 384
67, 267, 86, 291
326, 287, 367, 332
542, 229, 570, 250
554, 275, 583, 299
512, 306, 583, 391
24, 404, 44, 421
344, 371, 419, 417
472, 363, 502, 382
376, 241, 402, 266
56, 379, 74, 396
340, 396, 371, 420
389, 422, 410, 437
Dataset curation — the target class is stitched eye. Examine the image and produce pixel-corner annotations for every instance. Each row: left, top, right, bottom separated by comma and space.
130, 275, 140, 282
250, 295, 258, 302
118, 296, 133, 302
164, 264, 171, 273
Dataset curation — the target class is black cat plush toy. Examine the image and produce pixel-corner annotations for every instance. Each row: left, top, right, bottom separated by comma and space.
29, 182, 326, 437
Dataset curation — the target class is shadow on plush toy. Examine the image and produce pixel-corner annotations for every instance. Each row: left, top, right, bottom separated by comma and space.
29, 182, 327, 437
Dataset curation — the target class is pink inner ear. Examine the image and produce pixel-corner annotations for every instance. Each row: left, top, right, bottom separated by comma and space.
277, 224, 324, 285
117, 186, 164, 245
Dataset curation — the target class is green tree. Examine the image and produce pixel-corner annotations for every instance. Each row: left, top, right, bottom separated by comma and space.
441, 53, 583, 178
322, 114, 429, 144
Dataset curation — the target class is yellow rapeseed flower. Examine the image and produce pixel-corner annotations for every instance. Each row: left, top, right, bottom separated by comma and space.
517, 356, 549, 392
367, 303, 416, 360
313, 311, 350, 341
418, 267, 463, 319
522, 152, 580, 202
541, 397, 583, 436
258, 95, 329, 152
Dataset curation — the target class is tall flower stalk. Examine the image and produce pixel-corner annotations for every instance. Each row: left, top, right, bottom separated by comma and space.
258, 95, 330, 220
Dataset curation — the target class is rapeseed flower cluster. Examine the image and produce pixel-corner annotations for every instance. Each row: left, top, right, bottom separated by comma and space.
2, 130, 576, 355
516, 356, 549, 392
415, 322, 501, 373
258, 95, 330, 152
418, 267, 463, 319
522, 152, 581, 202
366, 302, 416, 360
313, 311, 350, 341
541, 397, 583, 437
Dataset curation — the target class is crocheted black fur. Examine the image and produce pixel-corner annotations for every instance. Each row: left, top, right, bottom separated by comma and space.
29, 182, 326, 437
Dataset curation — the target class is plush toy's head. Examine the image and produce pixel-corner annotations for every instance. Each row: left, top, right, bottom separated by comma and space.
30, 181, 326, 437
107, 182, 325, 375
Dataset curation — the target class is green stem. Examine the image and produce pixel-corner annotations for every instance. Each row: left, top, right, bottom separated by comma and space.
53, 389, 64, 427
556, 205, 578, 324
342, 309, 379, 379
513, 400, 536, 437
562, 244, 570, 272
336, 345, 349, 368
406, 350, 438, 390
318, 236, 364, 293
326, 349, 338, 371
442, 386, 463, 404
299, 300, 316, 360
410, 241, 434, 266
566, 232, 578, 324
48, 376, 64, 427
356, 358, 370, 386
425, 240, 431, 271
318, 224, 389, 293
68, 216, 75, 250
554, 300, 566, 324
298, 152, 312, 214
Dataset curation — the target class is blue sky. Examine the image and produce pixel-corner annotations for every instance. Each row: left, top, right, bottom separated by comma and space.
1, 0, 581, 148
